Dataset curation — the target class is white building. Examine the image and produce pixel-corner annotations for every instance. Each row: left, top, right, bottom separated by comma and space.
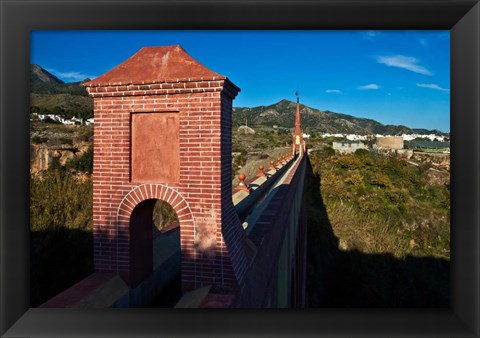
332, 141, 368, 154
346, 134, 370, 141
30, 113, 95, 125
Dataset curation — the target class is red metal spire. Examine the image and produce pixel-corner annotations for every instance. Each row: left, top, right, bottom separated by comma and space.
294, 98, 302, 135
292, 92, 304, 155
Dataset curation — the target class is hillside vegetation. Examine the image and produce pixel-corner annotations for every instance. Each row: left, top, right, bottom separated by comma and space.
30, 169, 93, 307
306, 147, 450, 307
31, 93, 93, 119
311, 148, 449, 258
31, 64, 90, 96
30, 64, 94, 119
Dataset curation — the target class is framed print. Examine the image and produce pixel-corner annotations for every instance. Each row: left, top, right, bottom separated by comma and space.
1, 0, 479, 337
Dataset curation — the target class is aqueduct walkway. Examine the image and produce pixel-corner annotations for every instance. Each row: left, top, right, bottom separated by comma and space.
40, 45, 307, 308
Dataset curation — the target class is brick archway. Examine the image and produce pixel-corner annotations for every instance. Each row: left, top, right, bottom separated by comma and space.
115, 184, 194, 286
117, 184, 194, 226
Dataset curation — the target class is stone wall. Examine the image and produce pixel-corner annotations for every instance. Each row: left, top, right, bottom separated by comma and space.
375, 136, 404, 149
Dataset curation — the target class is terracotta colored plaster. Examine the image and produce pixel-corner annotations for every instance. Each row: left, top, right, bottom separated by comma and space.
131, 112, 179, 183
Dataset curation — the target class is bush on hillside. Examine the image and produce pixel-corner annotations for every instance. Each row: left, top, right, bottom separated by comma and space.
65, 146, 93, 173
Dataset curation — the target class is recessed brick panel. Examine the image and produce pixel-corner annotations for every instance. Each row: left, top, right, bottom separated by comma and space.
131, 112, 179, 183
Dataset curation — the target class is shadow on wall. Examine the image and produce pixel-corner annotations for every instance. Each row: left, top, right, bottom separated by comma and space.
305, 159, 450, 308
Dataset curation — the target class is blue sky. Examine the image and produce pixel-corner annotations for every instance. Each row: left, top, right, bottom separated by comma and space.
31, 30, 450, 132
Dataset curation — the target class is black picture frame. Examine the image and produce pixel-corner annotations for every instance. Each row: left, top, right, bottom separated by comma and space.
1, 1, 479, 337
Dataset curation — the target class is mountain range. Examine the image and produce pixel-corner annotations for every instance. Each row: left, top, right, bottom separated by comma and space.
30, 64, 447, 135
233, 100, 447, 136
30, 64, 93, 118
31, 64, 91, 96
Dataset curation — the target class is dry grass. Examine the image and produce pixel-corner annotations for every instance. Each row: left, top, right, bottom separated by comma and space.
325, 201, 411, 258
30, 170, 93, 307
306, 155, 450, 307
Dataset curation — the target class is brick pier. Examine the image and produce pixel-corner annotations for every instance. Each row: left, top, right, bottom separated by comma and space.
84, 45, 248, 292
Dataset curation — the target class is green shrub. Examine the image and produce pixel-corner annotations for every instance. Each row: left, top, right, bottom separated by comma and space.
66, 146, 93, 173
60, 137, 73, 145
336, 155, 364, 170
32, 135, 48, 144
324, 146, 335, 157
344, 173, 365, 187
354, 148, 370, 156
368, 173, 392, 188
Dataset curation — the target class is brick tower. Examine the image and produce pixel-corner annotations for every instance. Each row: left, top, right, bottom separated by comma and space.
84, 45, 248, 292
292, 92, 304, 155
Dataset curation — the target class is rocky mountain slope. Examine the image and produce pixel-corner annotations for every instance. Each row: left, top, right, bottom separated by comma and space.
31, 64, 90, 96
233, 99, 447, 136
30, 65, 94, 118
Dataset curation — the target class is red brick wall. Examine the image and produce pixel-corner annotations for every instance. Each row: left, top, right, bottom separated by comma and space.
86, 80, 248, 291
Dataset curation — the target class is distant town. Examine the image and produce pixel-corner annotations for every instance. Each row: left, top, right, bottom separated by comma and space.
317, 133, 450, 155
30, 112, 450, 160
31, 113, 94, 126
316, 132, 448, 143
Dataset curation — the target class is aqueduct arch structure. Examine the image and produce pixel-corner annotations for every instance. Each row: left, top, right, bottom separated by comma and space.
84, 45, 248, 291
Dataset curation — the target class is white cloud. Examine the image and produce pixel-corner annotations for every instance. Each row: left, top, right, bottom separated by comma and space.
357, 83, 380, 90
361, 30, 379, 40
325, 89, 342, 94
46, 68, 97, 82
416, 83, 450, 92
376, 55, 432, 75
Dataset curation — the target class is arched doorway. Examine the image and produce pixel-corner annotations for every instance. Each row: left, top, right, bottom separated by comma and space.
129, 198, 181, 307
